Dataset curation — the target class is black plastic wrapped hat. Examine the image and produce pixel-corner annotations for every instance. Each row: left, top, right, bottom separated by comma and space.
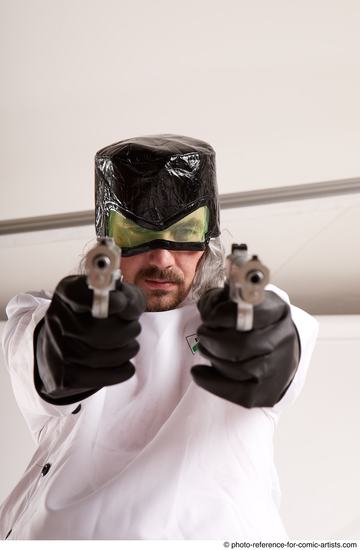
95, 134, 220, 255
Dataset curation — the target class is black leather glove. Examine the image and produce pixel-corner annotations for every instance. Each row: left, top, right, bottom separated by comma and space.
191, 287, 301, 408
34, 276, 146, 405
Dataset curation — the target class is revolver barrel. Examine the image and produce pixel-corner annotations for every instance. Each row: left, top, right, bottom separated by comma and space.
85, 238, 121, 318
226, 243, 269, 331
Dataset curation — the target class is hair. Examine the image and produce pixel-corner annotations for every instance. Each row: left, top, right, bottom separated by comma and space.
190, 236, 226, 300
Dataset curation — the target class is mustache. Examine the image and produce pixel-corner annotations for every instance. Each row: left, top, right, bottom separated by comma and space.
135, 266, 184, 285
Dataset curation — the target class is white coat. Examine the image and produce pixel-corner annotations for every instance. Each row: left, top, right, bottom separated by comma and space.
0, 286, 318, 540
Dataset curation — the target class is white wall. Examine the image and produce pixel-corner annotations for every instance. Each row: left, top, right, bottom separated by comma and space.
1, 316, 360, 539
274, 316, 360, 539
1, 0, 360, 220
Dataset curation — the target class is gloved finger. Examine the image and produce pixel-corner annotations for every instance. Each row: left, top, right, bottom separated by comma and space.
53, 276, 146, 320
197, 287, 237, 329
252, 291, 290, 330
47, 308, 142, 348
109, 281, 147, 320
197, 288, 290, 330
53, 275, 94, 313
61, 340, 140, 368
63, 361, 136, 389
197, 312, 296, 363
197, 325, 274, 361
191, 364, 260, 407
69, 318, 141, 348
196, 343, 268, 381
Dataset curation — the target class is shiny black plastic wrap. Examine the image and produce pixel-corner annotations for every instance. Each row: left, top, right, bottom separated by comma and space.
95, 135, 220, 244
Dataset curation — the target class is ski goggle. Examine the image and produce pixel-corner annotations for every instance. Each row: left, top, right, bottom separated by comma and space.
108, 206, 209, 256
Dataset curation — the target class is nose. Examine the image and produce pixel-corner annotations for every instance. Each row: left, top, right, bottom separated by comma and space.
148, 248, 176, 269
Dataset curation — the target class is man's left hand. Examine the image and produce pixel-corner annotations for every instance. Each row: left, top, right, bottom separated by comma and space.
191, 288, 300, 408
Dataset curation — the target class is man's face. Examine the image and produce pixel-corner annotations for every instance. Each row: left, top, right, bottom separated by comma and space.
121, 248, 204, 311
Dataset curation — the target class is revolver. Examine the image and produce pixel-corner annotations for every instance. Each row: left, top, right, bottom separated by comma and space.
225, 243, 270, 331
85, 237, 122, 318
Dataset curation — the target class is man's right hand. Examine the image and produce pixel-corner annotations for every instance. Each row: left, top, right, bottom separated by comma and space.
34, 275, 146, 405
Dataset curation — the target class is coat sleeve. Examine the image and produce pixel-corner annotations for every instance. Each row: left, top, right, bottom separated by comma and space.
2, 292, 82, 441
263, 285, 319, 421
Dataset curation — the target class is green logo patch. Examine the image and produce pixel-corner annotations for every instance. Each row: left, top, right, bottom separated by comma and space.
186, 333, 199, 355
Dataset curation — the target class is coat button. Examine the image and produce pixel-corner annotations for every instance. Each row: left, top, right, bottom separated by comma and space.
71, 404, 81, 414
41, 463, 51, 476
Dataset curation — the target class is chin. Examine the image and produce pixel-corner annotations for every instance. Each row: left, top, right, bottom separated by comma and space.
145, 290, 185, 312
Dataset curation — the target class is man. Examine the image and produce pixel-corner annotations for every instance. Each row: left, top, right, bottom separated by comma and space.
0, 135, 318, 540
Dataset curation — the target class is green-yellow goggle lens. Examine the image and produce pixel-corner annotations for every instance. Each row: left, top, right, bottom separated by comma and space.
108, 206, 209, 249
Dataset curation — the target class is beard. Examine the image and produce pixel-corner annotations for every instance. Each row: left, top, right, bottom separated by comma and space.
134, 266, 189, 312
